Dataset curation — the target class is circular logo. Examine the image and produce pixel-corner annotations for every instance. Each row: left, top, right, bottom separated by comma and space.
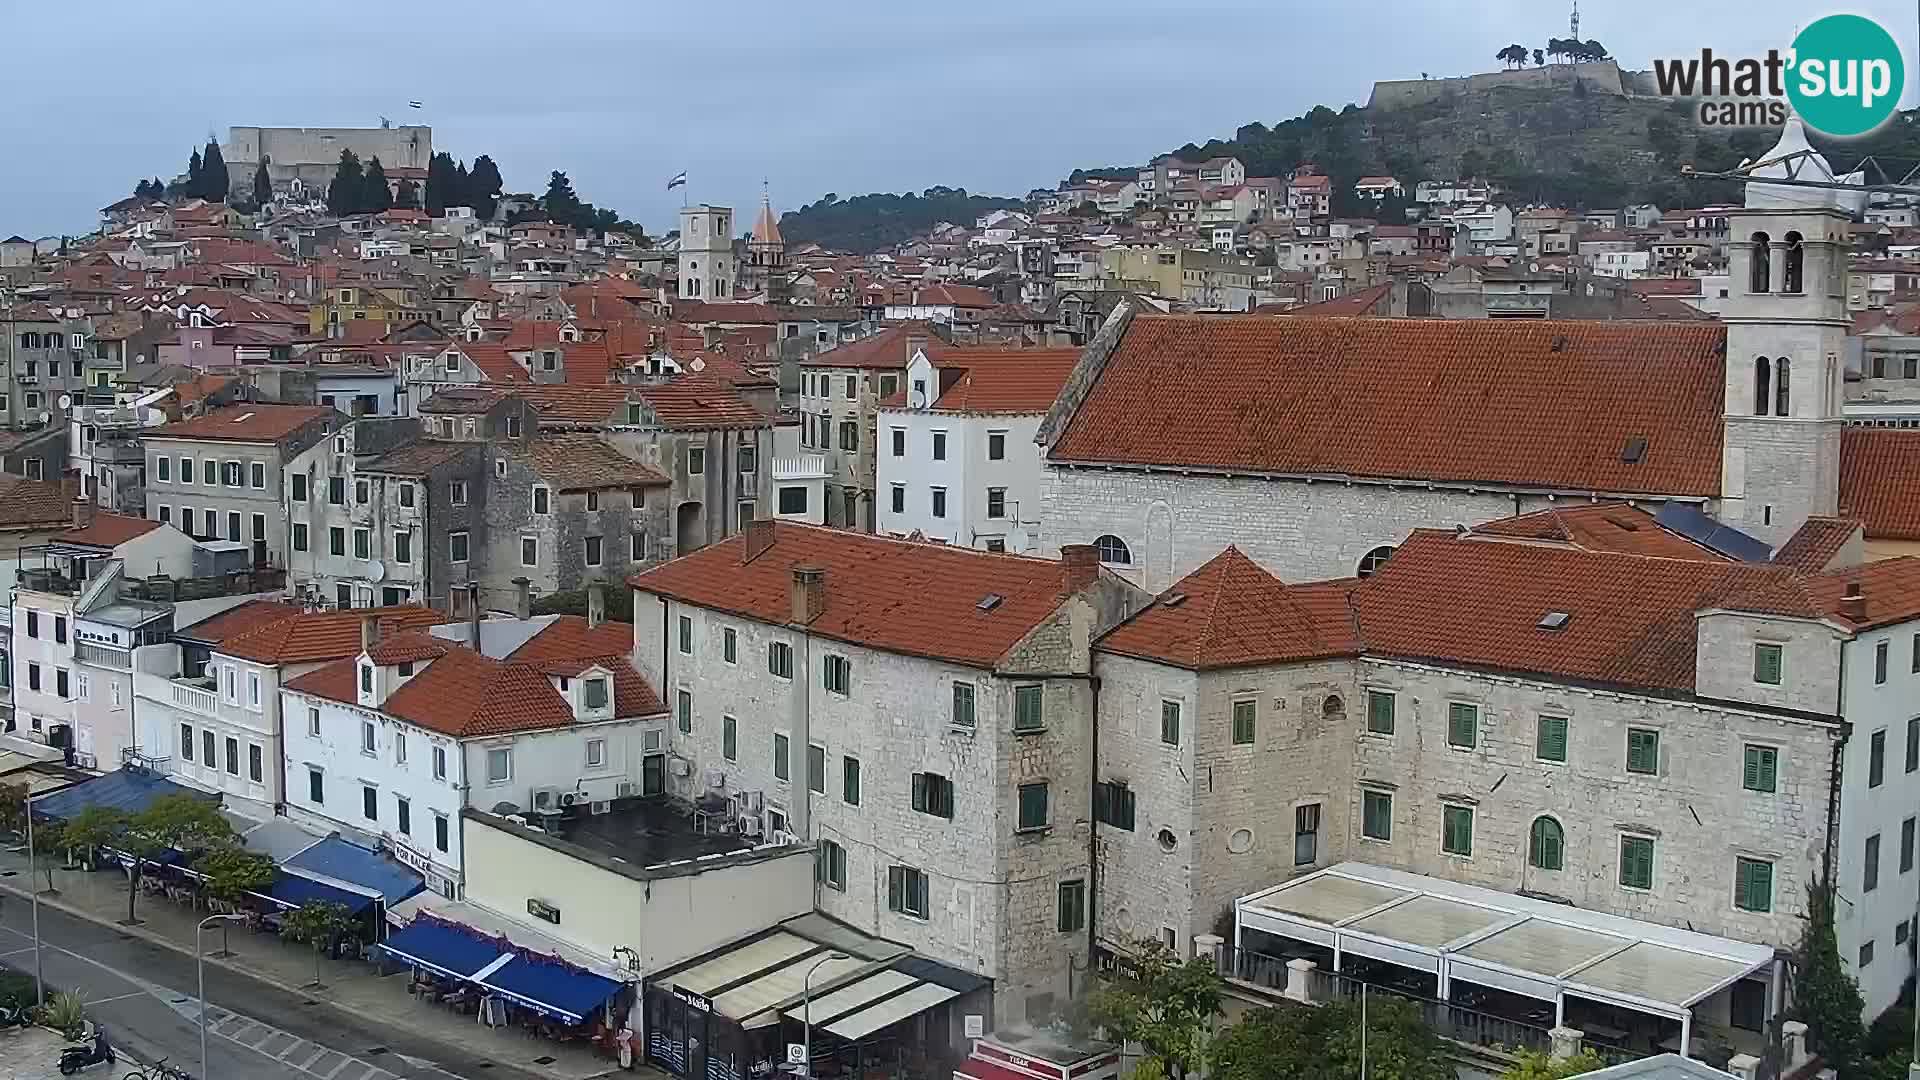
1787, 14, 1905, 137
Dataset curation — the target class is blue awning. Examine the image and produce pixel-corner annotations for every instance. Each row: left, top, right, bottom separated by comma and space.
477, 955, 623, 1024
283, 837, 423, 906
263, 873, 375, 915
379, 920, 505, 981
34, 768, 217, 821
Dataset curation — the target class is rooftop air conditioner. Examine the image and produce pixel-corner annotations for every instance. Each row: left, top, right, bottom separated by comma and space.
559, 791, 580, 808
530, 786, 561, 812
668, 756, 691, 778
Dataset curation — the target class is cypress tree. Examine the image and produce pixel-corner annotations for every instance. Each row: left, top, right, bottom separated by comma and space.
1794, 882, 1865, 1075
469, 155, 502, 220
187, 149, 204, 197
326, 149, 363, 217
252, 158, 272, 208
200, 138, 228, 201
362, 157, 393, 213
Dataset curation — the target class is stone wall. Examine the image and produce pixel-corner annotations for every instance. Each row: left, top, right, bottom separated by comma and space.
1368, 62, 1632, 111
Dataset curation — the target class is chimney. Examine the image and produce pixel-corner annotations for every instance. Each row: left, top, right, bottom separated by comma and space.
790, 566, 826, 625
360, 614, 379, 654
464, 580, 483, 647
905, 333, 927, 364
742, 518, 775, 563
512, 576, 532, 621
1841, 582, 1867, 621
71, 495, 94, 531
587, 582, 607, 628
1061, 544, 1100, 592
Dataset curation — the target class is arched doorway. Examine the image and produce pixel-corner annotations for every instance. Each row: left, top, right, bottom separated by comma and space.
676, 501, 706, 556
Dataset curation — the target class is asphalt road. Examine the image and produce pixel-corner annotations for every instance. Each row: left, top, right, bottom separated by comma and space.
0, 897, 548, 1080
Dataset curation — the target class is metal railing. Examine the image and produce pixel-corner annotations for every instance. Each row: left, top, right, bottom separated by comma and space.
1317, 969, 1554, 1055
77, 641, 132, 669
171, 681, 217, 715
1215, 942, 1292, 995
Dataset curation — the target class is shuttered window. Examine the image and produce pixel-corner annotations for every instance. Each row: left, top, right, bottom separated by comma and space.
1735, 857, 1773, 912
1442, 805, 1473, 856
1536, 716, 1568, 762
1626, 728, 1660, 774
1620, 835, 1655, 889
1447, 703, 1478, 749
1743, 745, 1778, 793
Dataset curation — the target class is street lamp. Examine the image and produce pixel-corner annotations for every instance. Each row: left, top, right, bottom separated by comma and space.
24, 796, 43, 1007
196, 914, 245, 1080
800, 952, 850, 1078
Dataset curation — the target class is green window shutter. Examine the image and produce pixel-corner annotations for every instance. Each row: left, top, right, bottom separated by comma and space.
911, 772, 927, 813
843, 757, 860, 805
1367, 692, 1395, 734
1627, 729, 1659, 774
1737, 858, 1772, 912
1448, 703, 1477, 748
1537, 716, 1567, 762
1118, 786, 1136, 831
887, 866, 903, 911
1621, 837, 1654, 888
1014, 686, 1043, 731
1744, 746, 1777, 792
1443, 806, 1472, 855
1232, 700, 1256, 745
1161, 700, 1181, 745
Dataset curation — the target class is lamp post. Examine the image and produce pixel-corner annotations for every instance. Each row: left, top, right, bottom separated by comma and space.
800, 952, 849, 1078
24, 796, 43, 1007
196, 913, 245, 1080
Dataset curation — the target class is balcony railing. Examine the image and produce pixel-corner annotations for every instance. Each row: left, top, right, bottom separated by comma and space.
76, 641, 131, 669
171, 680, 217, 715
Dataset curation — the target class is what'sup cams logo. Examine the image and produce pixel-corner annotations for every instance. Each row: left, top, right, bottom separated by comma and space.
1653, 14, 1905, 137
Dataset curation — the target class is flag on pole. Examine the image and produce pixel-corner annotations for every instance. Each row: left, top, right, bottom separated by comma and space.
667, 172, 688, 191
408, 100, 423, 109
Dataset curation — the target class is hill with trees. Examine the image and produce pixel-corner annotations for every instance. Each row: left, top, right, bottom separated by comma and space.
777, 187, 1023, 253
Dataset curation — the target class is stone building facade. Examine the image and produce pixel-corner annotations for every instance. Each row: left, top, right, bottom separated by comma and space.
143, 404, 337, 567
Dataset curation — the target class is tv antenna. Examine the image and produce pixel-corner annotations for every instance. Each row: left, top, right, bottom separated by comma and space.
1570, 0, 1579, 41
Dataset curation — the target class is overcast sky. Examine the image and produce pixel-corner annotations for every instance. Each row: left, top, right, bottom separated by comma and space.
3, 0, 1916, 238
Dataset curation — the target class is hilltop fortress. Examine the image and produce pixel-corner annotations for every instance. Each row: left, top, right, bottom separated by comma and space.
219, 125, 432, 199
1369, 60, 1667, 110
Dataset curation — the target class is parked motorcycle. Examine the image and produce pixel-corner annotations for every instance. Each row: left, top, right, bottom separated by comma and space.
0, 997, 30, 1028
58, 1026, 115, 1074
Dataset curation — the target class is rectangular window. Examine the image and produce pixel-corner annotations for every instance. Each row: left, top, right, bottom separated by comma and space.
1093, 780, 1136, 830
1160, 699, 1181, 745
722, 715, 737, 761
1017, 783, 1049, 831
822, 654, 851, 695
1743, 745, 1778, 793
931, 431, 946, 461
890, 428, 905, 457
842, 756, 861, 805
1366, 690, 1395, 734
1861, 940, 1877, 968
289, 472, 306, 501
399, 483, 414, 508
327, 526, 345, 556
396, 797, 410, 836
352, 528, 369, 560
1735, 857, 1773, 913
362, 785, 378, 821
248, 744, 263, 783
435, 814, 448, 853
390, 530, 411, 564
632, 531, 648, 561
1908, 716, 1919, 774
449, 532, 469, 562
532, 487, 550, 515
807, 743, 826, 794
887, 865, 929, 919
486, 748, 511, 783
451, 480, 468, 506
1865, 833, 1881, 892
57, 669, 71, 699
1902, 817, 1915, 874
180, 456, 194, 486
912, 772, 955, 818
361, 719, 376, 753
1361, 790, 1392, 841
326, 475, 344, 505
1295, 803, 1320, 866
1014, 685, 1044, 732
292, 523, 308, 551
930, 487, 946, 518
355, 478, 370, 505
1876, 640, 1890, 684
1447, 702, 1478, 748
53, 617, 66, 645
1626, 728, 1660, 775
988, 431, 1006, 460
722, 628, 737, 664
180, 722, 194, 761
395, 732, 407, 764
676, 689, 692, 733
952, 682, 975, 730
889, 485, 904, 514
305, 707, 320, 736
250, 462, 266, 489
838, 421, 857, 451
1753, 643, 1783, 685
773, 732, 790, 781
1620, 835, 1655, 889
677, 616, 693, 655
583, 678, 609, 710
986, 488, 1006, 519
768, 641, 793, 678
1231, 699, 1257, 745
308, 768, 323, 804
1870, 729, 1887, 787
1536, 715, 1568, 762
816, 840, 847, 892
432, 746, 446, 780
518, 536, 538, 567
1442, 804, 1473, 856
23, 612, 34, 639
1057, 880, 1086, 933
156, 457, 171, 483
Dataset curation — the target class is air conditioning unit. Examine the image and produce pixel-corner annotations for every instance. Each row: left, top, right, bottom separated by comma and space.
770, 830, 801, 847
735, 790, 763, 814
559, 791, 580, 808
589, 800, 610, 816
738, 813, 763, 838
615, 781, 638, 799
704, 769, 726, 791
668, 756, 691, 778
530, 786, 561, 811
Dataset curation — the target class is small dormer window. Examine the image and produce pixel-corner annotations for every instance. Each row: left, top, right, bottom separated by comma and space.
584, 677, 609, 710
359, 663, 373, 694
398, 661, 415, 677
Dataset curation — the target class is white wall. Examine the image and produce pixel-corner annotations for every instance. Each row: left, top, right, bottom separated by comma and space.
879, 406, 1045, 553
11, 591, 76, 743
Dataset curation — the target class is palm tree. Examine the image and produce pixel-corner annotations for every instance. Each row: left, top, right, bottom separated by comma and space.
1584, 39, 1610, 61
1496, 44, 1527, 69
1533, 48, 1546, 67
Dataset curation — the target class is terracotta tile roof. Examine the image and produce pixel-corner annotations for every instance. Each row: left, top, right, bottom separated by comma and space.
366, 630, 454, 665
920, 348, 1081, 414
629, 522, 1087, 667
511, 384, 627, 424
177, 600, 306, 644
805, 323, 946, 370
672, 301, 779, 325
524, 435, 670, 491
360, 440, 475, 477
418, 387, 509, 414
1098, 547, 1359, 670
1806, 558, 1920, 632
147, 404, 335, 444
451, 342, 531, 384
1839, 429, 1920, 540
0, 475, 80, 530
1772, 517, 1864, 571
508, 616, 664, 717
218, 606, 445, 665
1626, 278, 1704, 296
62, 513, 164, 549
1049, 315, 1727, 497
1470, 504, 1727, 561
1273, 283, 1394, 316
632, 377, 770, 430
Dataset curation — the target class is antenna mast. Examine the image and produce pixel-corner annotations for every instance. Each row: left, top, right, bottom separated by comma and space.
1570, 0, 1579, 41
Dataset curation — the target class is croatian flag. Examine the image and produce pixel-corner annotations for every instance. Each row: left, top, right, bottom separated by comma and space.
667, 172, 687, 191
408, 100, 423, 109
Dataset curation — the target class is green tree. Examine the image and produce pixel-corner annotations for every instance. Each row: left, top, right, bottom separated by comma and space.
0, 779, 27, 837
252, 158, 272, 208
118, 794, 234, 925
1211, 996, 1454, 1080
542, 170, 583, 226
326, 149, 364, 217
281, 900, 355, 988
1500, 1048, 1605, 1079
1794, 882, 1865, 1076
56, 806, 127, 869
1533, 48, 1545, 67
197, 847, 275, 904
186, 148, 204, 197
200, 138, 228, 201
424, 151, 455, 215
361, 156, 393, 213
1087, 939, 1221, 1078
468, 155, 503, 220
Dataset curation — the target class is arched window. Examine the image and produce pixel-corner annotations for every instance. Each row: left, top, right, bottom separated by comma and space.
1094, 534, 1131, 565
1529, 815, 1564, 871
1782, 231, 1804, 293
1322, 694, 1345, 720
1754, 357, 1772, 416
1775, 356, 1791, 417
1749, 231, 1771, 293
1357, 545, 1396, 578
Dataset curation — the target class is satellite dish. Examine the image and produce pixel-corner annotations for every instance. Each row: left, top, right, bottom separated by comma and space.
37, 411, 50, 426
688, 357, 706, 372
368, 562, 387, 583
908, 389, 926, 408
56, 395, 72, 411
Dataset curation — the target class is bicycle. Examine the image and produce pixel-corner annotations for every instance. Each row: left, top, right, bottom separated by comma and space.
124, 1057, 196, 1080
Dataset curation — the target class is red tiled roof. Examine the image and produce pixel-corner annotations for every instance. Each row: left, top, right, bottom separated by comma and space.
629, 522, 1087, 667
178, 600, 306, 644
635, 377, 770, 430
509, 616, 664, 718
1471, 504, 1726, 562
525, 435, 670, 490
146, 404, 335, 443
1274, 282, 1393, 317
925, 348, 1082, 414
1773, 517, 1864, 571
219, 606, 445, 665
806, 323, 945, 370
672, 301, 779, 325
1049, 315, 1727, 497
0, 475, 80, 530
1805, 557, 1920, 632
1626, 278, 1704, 296
1839, 429, 1920, 540
451, 342, 531, 384
62, 513, 164, 549
1098, 547, 1359, 670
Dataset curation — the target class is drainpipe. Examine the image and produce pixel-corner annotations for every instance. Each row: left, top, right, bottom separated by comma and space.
1086, 674, 1101, 966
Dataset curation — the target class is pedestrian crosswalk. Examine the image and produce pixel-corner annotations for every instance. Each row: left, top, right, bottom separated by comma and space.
187, 1003, 468, 1080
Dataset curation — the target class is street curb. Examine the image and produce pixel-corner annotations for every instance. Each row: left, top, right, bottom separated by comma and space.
0, 877, 615, 1079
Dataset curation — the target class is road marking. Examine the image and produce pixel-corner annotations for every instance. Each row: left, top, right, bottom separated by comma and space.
90, 991, 148, 1005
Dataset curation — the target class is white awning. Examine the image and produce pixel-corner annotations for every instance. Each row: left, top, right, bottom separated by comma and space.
822, 982, 963, 1041
783, 969, 918, 1027
712, 951, 866, 1024
671, 932, 817, 996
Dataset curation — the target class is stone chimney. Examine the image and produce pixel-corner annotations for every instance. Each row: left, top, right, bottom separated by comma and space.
512, 576, 532, 621
742, 518, 776, 563
1061, 544, 1100, 593
466, 581, 483, 648
587, 582, 607, 628
790, 566, 826, 625
1841, 582, 1867, 621
71, 495, 94, 531
360, 614, 380, 653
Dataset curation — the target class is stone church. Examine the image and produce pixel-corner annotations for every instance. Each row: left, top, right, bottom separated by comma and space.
1037, 120, 1920, 589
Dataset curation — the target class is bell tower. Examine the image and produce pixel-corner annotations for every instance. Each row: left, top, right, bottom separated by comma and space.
1719, 118, 1852, 546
